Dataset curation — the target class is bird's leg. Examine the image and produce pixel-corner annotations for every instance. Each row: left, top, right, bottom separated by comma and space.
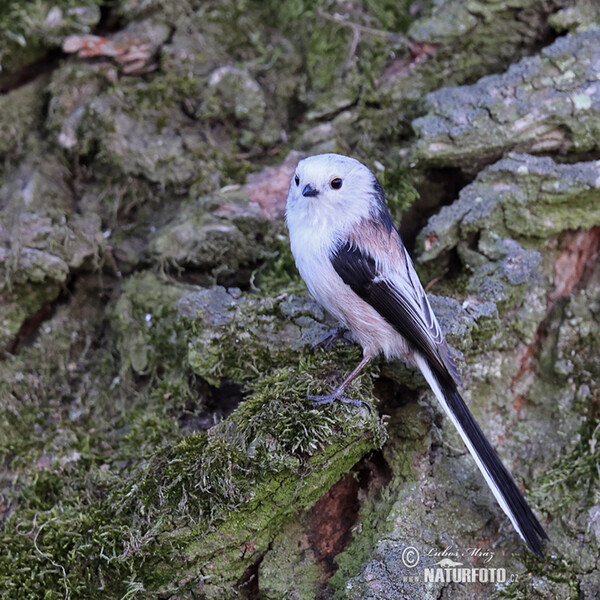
313, 326, 353, 351
308, 355, 372, 409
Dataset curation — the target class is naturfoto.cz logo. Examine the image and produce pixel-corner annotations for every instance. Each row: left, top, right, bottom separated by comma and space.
400, 545, 513, 584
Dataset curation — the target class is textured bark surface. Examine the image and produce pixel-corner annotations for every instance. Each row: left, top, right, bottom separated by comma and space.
1, 1, 599, 599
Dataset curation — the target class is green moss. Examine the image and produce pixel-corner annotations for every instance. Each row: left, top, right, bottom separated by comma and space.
111, 270, 193, 376
0, 267, 389, 598
329, 401, 431, 597
135, 366, 386, 597
0, 501, 132, 599
253, 233, 304, 295
142, 362, 384, 523
183, 286, 361, 387
0, 283, 138, 599
377, 164, 420, 223
0, 80, 46, 163
6, 1, 596, 596
531, 419, 600, 514
0, 0, 101, 76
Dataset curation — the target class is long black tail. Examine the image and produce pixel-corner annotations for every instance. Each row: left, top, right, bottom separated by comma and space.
414, 354, 548, 556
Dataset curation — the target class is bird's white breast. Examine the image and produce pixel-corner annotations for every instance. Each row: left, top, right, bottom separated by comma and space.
287, 207, 410, 360
287, 206, 340, 315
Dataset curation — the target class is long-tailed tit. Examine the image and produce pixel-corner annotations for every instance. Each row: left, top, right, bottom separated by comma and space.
285, 153, 547, 555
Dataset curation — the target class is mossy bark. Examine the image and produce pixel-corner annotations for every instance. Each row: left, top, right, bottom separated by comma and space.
1, 1, 600, 599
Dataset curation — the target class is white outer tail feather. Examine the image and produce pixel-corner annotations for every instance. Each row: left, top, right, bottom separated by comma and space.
414, 353, 528, 545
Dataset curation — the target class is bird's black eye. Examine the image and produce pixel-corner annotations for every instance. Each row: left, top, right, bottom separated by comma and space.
330, 177, 343, 190
294, 175, 300, 186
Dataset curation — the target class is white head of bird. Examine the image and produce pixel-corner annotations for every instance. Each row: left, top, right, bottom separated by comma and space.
286, 153, 380, 237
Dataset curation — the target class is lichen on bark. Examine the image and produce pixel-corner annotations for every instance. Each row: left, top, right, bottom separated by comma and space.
411, 26, 600, 171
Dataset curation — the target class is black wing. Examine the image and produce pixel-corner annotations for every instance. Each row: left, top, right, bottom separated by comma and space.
331, 240, 461, 387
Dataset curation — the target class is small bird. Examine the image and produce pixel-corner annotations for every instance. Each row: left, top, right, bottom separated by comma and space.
285, 152, 548, 555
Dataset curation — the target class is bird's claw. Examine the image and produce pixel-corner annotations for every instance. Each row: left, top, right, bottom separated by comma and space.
313, 327, 353, 351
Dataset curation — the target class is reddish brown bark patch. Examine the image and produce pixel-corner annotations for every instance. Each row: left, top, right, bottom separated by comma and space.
511, 226, 600, 395
380, 40, 438, 82
549, 226, 600, 304
305, 452, 391, 582
245, 151, 304, 219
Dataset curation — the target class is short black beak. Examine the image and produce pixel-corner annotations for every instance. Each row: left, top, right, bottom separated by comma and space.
302, 184, 319, 197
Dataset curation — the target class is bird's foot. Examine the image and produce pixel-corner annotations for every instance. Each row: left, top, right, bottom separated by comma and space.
313, 327, 353, 351
307, 393, 371, 411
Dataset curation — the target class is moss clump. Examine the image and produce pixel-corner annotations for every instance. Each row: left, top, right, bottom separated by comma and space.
0, 280, 140, 599
0, 80, 45, 163
0, 501, 131, 599
531, 419, 600, 515
377, 163, 421, 223
181, 286, 361, 387
134, 362, 386, 598
0, 267, 387, 598
141, 362, 386, 527
252, 231, 304, 294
